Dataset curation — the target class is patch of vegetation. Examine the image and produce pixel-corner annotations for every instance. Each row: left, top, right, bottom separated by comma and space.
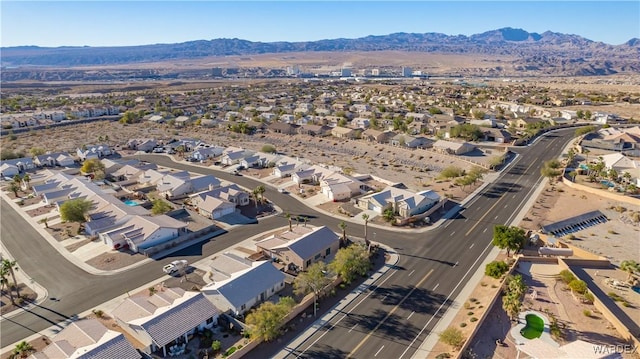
485, 260, 509, 278
439, 327, 466, 350
559, 270, 577, 284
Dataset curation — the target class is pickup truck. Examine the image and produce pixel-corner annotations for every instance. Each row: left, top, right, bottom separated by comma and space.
163, 260, 188, 275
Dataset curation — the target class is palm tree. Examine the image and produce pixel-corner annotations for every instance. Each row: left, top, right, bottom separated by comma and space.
582, 148, 590, 163
339, 221, 347, 247
2, 259, 20, 300
22, 173, 30, 188
568, 170, 578, 182
8, 182, 20, 197
12, 174, 21, 184
302, 216, 308, 227
285, 212, 292, 232
257, 185, 266, 203
12, 341, 34, 358
0, 266, 13, 304
40, 217, 49, 229
362, 214, 370, 241
148, 286, 157, 296
252, 188, 260, 208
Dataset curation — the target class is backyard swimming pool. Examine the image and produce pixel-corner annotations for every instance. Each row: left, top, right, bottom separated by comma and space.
600, 180, 615, 188
520, 313, 545, 339
123, 199, 141, 206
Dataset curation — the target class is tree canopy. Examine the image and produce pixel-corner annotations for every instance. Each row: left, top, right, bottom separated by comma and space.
60, 198, 93, 223
81, 158, 106, 179
245, 296, 296, 342
492, 225, 526, 256
151, 199, 172, 215
293, 262, 332, 297
329, 243, 370, 284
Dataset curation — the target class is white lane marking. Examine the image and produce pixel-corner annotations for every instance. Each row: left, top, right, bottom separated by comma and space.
504, 204, 508, 208
408, 269, 415, 277
375, 345, 385, 357
433, 283, 440, 291
381, 294, 388, 302
469, 243, 474, 249
464, 218, 469, 222
450, 231, 455, 236
407, 311, 415, 320
295, 270, 398, 356
348, 324, 357, 333
494, 215, 499, 220
453, 261, 459, 267
512, 195, 516, 198
398, 241, 493, 359
483, 228, 488, 233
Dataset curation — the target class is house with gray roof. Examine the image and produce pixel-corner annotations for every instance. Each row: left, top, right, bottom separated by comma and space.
28, 319, 140, 359
0, 157, 35, 173
202, 255, 285, 316
356, 186, 440, 218
433, 140, 476, 155
112, 287, 219, 357
34, 152, 75, 168
256, 225, 340, 272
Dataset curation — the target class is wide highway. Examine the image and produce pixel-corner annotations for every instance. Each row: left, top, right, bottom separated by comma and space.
0, 129, 573, 352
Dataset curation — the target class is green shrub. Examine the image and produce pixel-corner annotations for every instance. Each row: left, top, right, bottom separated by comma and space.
559, 270, 576, 284
485, 261, 509, 278
583, 309, 592, 317
467, 311, 474, 316
470, 317, 478, 322
568, 279, 588, 295
583, 292, 594, 304
435, 353, 451, 359
211, 340, 222, 352
439, 327, 466, 350
459, 322, 467, 328
223, 346, 237, 357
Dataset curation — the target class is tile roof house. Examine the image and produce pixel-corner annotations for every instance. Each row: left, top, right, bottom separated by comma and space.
390, 134, 434, 149
319, 172, 365, 201
0, 157, 36, 172
273, 161, 308, 178
292, 165, 335, 185
191, 146, 225, 161
361, 129, 396, 144
297, 124, 332, 137
34, 152, 75, 168
189, 184, 250, 207
220, 149, 253, 166
202, 254, 286, 315
126, 138, 158, 152
433, 140, 476, 155
0, 163, 19, 178
100, 215, 188, 252
269, 122, 299, 135
76, 145, 112, 161
28, 319, 140, 359
356, 186, 440, 218
111, 287, 219, 357
197, 196, 237, 219
331, 126, 357, 139
256, 225, 340, 272
156, 173, 221, 200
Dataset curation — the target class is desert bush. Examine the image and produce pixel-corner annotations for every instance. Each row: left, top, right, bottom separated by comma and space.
559, 270, 576, 284
583, 309, 592, 317
439, 327, 466, 350
485, 261, 509, 278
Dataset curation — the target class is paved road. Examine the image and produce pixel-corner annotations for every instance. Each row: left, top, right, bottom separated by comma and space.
0, 129, 573, 352
279, 131, 573, 359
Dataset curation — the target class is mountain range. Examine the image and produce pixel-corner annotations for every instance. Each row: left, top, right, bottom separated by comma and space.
2, 28, 639, 79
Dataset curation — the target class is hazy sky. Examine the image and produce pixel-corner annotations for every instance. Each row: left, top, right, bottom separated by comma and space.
2, 1, 639, 47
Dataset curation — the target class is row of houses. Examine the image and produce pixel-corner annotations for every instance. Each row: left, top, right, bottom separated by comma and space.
31, 171, 189, 253
1, 106, 121, 129
28, 225, 343, 358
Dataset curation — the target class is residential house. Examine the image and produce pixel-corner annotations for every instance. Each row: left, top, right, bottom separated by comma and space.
292, 165, 335, 185
174, 116, 191, 127
601, 153, 640, 186
483, 128, 512, 143
147, 115, 165, 123
220, 148, 253, 166
157, 173, 221, 199
33, 152, 75, 168
77, 145, 112, 161
256, 225, 340, 272
298, 124, 332, 137
110, 163, 158, 183
127, 138, 157, 152
351, 118, 371, 129
362, 129, 396, 144
508, 117, 544, 129
28, 319, 140, 359
189, 184, 250, 208
191, 146, 224, 162
240, 153, 281, 169
202, 254, 286, 316
112, 287, 219, 357
0, 163, 19, 178
197, 196, 237, 219
433, 140, 476, 155
356, 186, 440, 218
100, 215, 188, 252
320, 172, 365, 201
331, 126, 357, 139
390, 134, 433, 148
269, 122, 298, 135
273, 161, 308, 178
0, 157, 36, 173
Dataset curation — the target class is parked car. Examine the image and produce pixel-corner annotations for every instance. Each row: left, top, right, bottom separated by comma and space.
278, 188, 288, 194
163, 260, 188, 275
